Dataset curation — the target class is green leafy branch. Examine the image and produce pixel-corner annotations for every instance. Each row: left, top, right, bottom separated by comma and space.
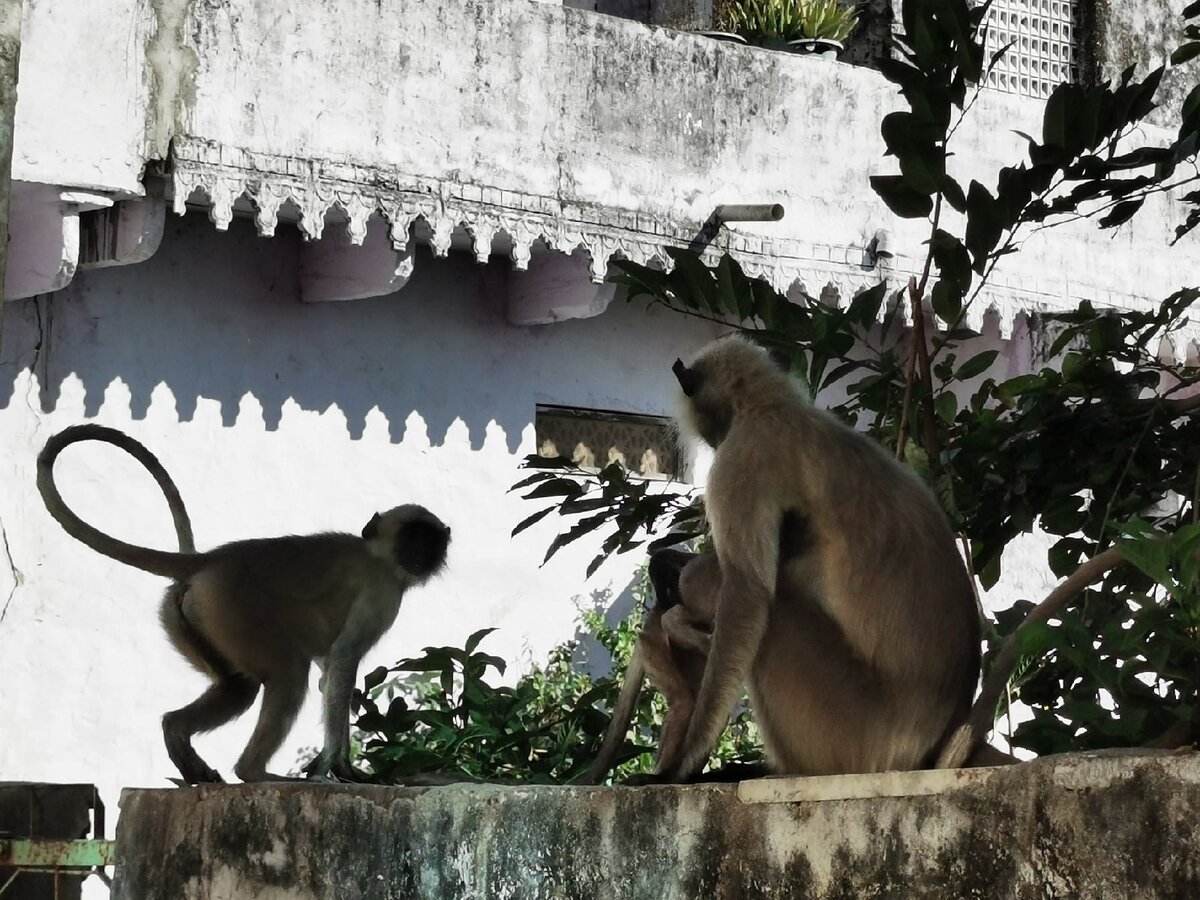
510, 454, 705, 577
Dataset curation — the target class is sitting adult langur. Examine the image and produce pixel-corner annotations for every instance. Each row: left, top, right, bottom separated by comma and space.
37, 424, 451, 785
664, 335, 980, 781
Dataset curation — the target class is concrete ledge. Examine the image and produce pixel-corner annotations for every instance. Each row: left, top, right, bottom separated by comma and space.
111, 752, 1200, 899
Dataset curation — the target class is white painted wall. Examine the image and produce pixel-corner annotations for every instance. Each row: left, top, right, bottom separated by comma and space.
0, 211, 724, 815
0, 205, 1056, 810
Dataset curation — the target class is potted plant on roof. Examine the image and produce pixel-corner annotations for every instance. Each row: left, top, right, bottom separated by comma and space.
788, 0, 858, 58
715, 0, 858, 58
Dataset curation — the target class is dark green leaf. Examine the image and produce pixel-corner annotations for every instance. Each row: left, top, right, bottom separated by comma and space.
997, 373, 1045, 397
964, 180, 1001, 270
931, 279, 964, 322
934, 391, 958, 424
848, 282, 888, 327
542, 510, 618, 564
523, 479, 584, 501
1181, 84, 1200, 130
511, 506, 556, 536
1043, 84, 1069, 148
561, 496, 616, 515
1098, 198, 1145, 229
648, 530, 702, 551
941, 175, 968, 213
954, 349, 1000, 380
870, 174, 935, 218
715, 254, 754, 320
668, 249, 720, 315
464, 628, 498, 654
363, 666, 388, 691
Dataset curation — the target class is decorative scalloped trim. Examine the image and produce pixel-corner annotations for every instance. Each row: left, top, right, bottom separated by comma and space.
170, 137, 1191, 353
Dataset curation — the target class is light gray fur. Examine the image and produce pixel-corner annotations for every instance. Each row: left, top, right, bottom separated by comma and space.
668, 335, 979, 780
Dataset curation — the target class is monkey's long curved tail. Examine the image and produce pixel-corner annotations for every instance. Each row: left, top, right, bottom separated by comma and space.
582, 649, 648, 785
37, 424, 201, 579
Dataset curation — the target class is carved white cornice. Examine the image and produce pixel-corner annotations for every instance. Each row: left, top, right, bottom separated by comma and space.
167, 140, 907, 317
170, 136, 1200, 357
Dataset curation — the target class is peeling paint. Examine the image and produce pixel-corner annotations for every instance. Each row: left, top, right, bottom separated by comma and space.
145, 0, 199, 160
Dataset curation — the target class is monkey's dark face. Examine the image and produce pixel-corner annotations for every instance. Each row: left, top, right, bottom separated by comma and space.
674, 359, 732, 448
394, 515, 451, 578
363, 505, 451, 580
647, 548, 695, 612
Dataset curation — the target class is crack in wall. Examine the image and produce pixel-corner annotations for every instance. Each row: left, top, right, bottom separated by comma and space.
0, 294, 48, 628
20, 293, 49, 416
0, 513, 20, 625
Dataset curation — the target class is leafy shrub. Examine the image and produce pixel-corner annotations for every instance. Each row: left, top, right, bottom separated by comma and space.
349, 571, 762, 784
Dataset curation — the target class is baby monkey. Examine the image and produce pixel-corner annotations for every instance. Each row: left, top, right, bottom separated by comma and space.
585, 512, 807, 784
583, 548, 716, 784
37, 424, 450, 785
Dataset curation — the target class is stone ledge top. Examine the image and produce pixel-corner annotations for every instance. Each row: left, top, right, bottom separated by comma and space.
112, 751, 1200, 900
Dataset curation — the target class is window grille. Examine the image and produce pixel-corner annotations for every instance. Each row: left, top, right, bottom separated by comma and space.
534, 405, 683, 480
981, 0, 1079, 99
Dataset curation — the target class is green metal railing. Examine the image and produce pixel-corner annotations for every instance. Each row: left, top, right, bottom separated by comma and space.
0, 784, 112, 898
0, 838, 115, 896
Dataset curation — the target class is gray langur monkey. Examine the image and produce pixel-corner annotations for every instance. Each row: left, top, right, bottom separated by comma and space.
37, 424, 451, 785
665, 334, 980, 781
584, 511, 807, 785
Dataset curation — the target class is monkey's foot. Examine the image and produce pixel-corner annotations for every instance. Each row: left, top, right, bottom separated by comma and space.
170, 763, 225, 786
621, 772, 673, 787
164, 727, 225, 785
303, 755, 365, 783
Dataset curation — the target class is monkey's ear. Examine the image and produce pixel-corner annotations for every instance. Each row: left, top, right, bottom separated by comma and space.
362, 513, 382, 540
673, 358, 699, 397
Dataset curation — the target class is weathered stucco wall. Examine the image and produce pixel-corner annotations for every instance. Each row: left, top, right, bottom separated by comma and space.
1087, 0, 1199, 128
110, 752, 1200, 899
167, 0, 1192, 328
0, 0, 21, 341
9, 0, 1195, 331
12, 0, 150, 193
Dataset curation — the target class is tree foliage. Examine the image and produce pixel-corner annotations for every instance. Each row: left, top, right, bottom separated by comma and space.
348, 582, 762, 784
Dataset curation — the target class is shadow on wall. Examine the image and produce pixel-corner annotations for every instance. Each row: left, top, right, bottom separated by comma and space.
0, 214, 708, 452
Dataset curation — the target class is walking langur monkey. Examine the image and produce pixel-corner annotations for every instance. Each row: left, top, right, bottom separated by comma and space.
37, 424, 451, 785
664, 335, 980, 781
